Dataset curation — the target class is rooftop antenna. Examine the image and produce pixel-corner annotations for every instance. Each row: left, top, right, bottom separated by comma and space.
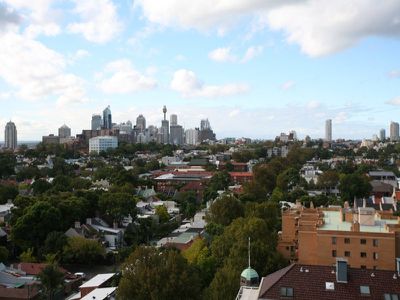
248, 237, 251, 268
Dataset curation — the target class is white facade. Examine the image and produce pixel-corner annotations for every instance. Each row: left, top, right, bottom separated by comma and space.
325, 119, 332, 142
89, 136, 118, 154
4, 121, 17, 150
185, 128, 199, 145
390, 121, 399, 141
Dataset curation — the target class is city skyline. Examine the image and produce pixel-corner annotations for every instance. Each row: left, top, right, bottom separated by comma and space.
0, 1, 400, 140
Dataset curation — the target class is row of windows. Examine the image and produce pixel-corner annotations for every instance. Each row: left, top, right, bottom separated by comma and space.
332, 250, 379, 259
280, 286, 398, 298
332, 237, 379, 246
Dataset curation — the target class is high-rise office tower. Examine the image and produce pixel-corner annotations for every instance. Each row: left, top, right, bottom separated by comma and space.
102, 106, 112, 129
58, 124, 71, 138
170, 114, 178, 126
185, 128, 199, 145
170, 125, 184, 145
380, 129, 386, 142
136, 115, 146, 132
200, 119, 211, 131
325, 119, 332, 142
91, 114, 102, 130
4, 121, 17, 150
161, 105, 169, 144
390, 121, 399, 141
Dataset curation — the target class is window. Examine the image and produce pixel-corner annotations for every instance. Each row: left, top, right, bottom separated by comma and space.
344, 238, 350, 244
361, 265, 366, 269
373, 239, 379, 247
345, 251, 351, 257
384, 294, 399, 300
280, 287, 294, 297
332, 250, 337, 257
360, 286, 370, 295
332, 237, 337, 245
360, 252, 367, 258
361, 239, 367, 245
373, 252, 378, 260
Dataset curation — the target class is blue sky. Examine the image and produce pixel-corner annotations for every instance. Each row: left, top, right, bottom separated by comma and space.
0, 0, 400, 140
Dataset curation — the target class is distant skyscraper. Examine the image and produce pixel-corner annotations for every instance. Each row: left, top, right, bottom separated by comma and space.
102, 106, 112, 129
161, 105, 169, 144
390, 121, 399, 141
380, 128, 386, 142
91, 114, 102, 130
170, 125, 184, 145
58, 124, 71, 138
170, 114, 178, 126
200, 119, 211, 131
4, 121, 17, 150
136, 114, 146, 132
185, 129, 199, 145
325, 119, 332, 142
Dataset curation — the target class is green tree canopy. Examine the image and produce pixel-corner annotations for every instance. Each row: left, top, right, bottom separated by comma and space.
118, 247, 201, 300
206, 195, 244, 226
338, 173, 372, 201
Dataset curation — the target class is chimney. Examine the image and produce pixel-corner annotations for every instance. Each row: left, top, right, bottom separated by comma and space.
74, 221, 81, 229
362, 198, 366, 208
336, 258, 348, 283
351, 221, 360, 232
86, 218, 92, 225
344, 201, 349, 209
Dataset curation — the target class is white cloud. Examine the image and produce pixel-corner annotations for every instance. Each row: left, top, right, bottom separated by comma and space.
170, 69, 249, 98
3, 0, 61, 38
208, 47, 237, 62
281, 80, 295, 90
67, 0, 123, 43
209, 45, 264, 63
0, 32, 87, 106
136, 0, 400, 57
388, 70, 400, 78
0, 3, 20, 30
386, 97, 400, 106
98, 59, 157, 94
241, 45, 263, 62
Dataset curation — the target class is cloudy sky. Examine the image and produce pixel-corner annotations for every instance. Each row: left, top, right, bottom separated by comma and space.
0, 0, 400, 141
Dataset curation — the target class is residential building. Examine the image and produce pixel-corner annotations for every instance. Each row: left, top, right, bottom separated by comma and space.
390, 121, 399, 142
236, 259, 400, 300
58, 124, 71, 138
91, 114, 102, 130
89, 136, 118, 154
4, 121, 17, 150
102, 105, 112, 129
325, 119, 332, 142
278, 204, 400, 271
67, 273, 116, 300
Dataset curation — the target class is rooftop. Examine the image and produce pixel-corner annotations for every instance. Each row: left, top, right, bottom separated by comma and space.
320, 210, 398, 233
80, 273, 115, 288
80, 287, 116, 300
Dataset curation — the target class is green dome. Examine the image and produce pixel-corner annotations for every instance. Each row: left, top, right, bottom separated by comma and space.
241, 267, 259, 281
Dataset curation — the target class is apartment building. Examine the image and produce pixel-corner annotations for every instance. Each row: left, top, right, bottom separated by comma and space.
278, 202, 400, 271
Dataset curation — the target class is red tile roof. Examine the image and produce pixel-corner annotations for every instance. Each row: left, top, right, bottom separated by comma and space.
259, 264, 400, 300
18, 263, 67, 276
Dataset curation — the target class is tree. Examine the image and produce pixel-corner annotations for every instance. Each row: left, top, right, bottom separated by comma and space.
318, 170, 339, 192
19, 248, 37, 262
0, 185, 18, 204
31, 179, 52, 195
99, 192, 137, 223
0, 246, 9, 262
38, 263, 64, 300
62, 237, 105, 264
338, 173, 372, 201
206, 195, 244, 226
155, 205, 170, 223
42, 231, 68, 258
276, 168, 300, 191
118, 247, 201, 300
11, 201, 62, 251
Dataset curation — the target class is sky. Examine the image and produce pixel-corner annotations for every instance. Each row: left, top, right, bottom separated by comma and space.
0, 0, 400, 141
